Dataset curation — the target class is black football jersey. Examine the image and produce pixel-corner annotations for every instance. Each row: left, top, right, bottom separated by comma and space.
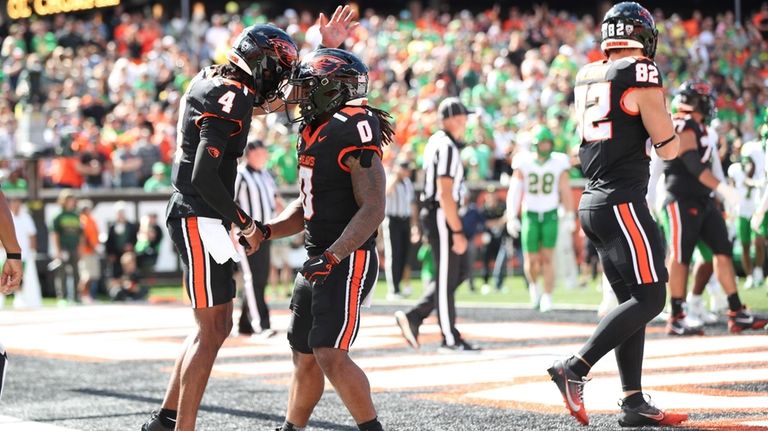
664, 114, 712, 200
167, 66, 255, 222
297, 106, 383, 256
574, 57, 663, 209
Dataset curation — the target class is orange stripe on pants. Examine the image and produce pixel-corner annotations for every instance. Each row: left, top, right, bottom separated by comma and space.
186, 217, 208, 308
667, 203, 680, 263
340, 250, 366, 350
618, 204, 653, 284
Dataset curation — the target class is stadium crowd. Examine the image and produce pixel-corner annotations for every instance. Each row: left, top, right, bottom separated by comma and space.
0, 2, 766, 190
0, 2, 768, 307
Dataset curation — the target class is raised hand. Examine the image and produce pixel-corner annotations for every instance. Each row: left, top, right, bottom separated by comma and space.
318, 5, 359, 49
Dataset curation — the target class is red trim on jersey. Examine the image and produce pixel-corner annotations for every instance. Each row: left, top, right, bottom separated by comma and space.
620, 87, 641, 116
218, 77, 255, 95
337, 145, 383, 173
195, 112, 243, 137
301, 121, 329, 150
340, 106, 367, 116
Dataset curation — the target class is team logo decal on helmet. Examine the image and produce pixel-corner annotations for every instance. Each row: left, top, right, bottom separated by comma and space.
281, 48, 369, 123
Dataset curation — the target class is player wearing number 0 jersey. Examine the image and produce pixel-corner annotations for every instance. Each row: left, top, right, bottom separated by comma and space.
265, 48, 393, 431
507, 126, 573, 312
547, 2, 689, 428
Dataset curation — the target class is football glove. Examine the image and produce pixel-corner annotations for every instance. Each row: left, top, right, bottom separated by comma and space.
300, 250, 340, 288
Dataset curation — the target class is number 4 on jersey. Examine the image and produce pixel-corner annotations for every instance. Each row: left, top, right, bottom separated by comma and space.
218, 90, 236, 114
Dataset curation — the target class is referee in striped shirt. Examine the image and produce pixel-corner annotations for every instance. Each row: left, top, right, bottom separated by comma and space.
235, 140, 278, 336
384, 158, 419, 299
395, 98, 480, 352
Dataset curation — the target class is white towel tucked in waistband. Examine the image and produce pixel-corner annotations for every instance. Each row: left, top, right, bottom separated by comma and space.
196, 217, 241, 264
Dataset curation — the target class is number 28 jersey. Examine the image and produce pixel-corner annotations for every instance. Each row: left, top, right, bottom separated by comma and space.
297, 106, 383, 256
512, 151, 570, 213
574, 56, 663, 209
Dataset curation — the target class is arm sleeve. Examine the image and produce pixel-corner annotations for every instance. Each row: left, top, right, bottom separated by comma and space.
191, 116, 253, 229
710, 140, 725, 182
678, 149, 707, 178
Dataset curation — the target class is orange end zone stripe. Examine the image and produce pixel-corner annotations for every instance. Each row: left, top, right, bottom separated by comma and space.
340, 250, 366, 350
186, 217, 208, 308
618, 203, 653, 283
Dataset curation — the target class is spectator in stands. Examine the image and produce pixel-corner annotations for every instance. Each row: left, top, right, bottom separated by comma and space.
78, 199, 100, 303
109, 250, 148, 301
1, 169, 27, 193
105, 201, 137, 285
51, 190, 82, 303
135, 212, 163, 276
143, 162, 171, 192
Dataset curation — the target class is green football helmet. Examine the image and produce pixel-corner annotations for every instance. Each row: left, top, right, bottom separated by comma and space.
531, 125, 554, 159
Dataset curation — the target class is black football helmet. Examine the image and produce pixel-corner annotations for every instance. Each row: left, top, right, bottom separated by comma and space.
600, 2, 659, 58
675, 80, 716, 123
281, 48, 369, 123
229, 25, 299, 106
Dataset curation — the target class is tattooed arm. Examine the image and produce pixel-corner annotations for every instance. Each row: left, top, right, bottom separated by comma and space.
327, 154, 386, 260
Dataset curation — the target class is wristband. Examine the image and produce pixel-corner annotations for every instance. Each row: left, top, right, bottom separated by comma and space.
262, 224, 272, 240
5, 252, 21, 260
452, 230, 464, 235
241, 221, 257, 238
653, 135, 675, 149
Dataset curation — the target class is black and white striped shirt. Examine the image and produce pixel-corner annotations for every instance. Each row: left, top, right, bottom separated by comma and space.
234, 165, 277, 223
420, 130, 464, 205
386, 177, 414, 218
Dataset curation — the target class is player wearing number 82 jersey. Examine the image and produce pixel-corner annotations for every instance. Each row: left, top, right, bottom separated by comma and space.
547, 2, 688, 428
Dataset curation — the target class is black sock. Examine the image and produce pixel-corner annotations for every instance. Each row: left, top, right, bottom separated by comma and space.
727, 293, 742, 312
670, 297, 684, 317
158, 409, 177, 428
280, 421, 303, 431
358, 417, 384, 431
566, 355, 590, 378
623, 392, 645, 408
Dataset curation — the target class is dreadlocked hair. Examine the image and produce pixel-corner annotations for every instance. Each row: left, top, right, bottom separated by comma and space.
367, 106, 395, 146
212, 62, 252, 85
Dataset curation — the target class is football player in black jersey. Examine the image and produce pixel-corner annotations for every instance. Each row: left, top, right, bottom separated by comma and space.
663, 81, 768, 336
142, 7, 358, 431
547, 2, 688, 427
260, 49, 393, 431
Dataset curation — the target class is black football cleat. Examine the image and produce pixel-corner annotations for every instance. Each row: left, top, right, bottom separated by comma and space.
438, 340, 481, 353
728, 306, 768, 333
0, 342, 7, 400
666, 313, 704, 336
618, 395, 688, 427
547, 359, 590, 426
394, 311, 420, 349
141, 411, 174, 431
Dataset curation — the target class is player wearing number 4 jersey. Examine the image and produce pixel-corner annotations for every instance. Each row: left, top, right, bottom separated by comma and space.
547, 2, 688, 427
143, 24, 297, 431
264, 49, 394, 431
507, 126, 574, 312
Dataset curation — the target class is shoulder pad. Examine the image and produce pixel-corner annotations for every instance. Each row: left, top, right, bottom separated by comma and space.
609, 56, 663, 88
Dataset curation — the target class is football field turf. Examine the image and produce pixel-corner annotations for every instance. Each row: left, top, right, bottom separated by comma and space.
1, 287, 767, 431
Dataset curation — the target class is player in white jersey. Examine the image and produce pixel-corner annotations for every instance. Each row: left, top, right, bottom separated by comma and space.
507, 126, 574, 311
749, 126, 768, 288
739, 138, 767, 288
728, 154, 762, 288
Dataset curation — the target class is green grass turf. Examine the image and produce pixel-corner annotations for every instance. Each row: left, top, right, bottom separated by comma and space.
146, 276, 768, 311
9, 276, 766, 311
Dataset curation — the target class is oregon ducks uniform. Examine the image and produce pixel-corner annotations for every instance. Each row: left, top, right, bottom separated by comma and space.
513, 151, 570, 252
663, 114, 731, 264
575, 56, 668, 286
288, 106, 383, 353
166, 66, 256, 308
